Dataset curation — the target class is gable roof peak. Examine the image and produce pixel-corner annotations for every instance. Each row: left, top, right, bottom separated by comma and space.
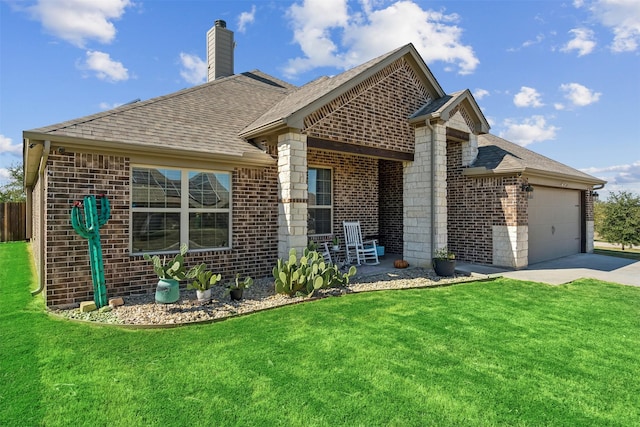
240, 43, 446, 138
410, 88, 490, 134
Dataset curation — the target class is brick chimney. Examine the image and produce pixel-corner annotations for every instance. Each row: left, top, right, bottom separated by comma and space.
207, 19, 234, 81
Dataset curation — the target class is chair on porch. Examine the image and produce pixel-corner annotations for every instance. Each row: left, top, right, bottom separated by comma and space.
343, 221, 380, 265
321, 242, 333, 265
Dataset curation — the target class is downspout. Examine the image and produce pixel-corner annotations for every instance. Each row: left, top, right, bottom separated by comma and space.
31, 140, 50, 296
425, 120, 436, 259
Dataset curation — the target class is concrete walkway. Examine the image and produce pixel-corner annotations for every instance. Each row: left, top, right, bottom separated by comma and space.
456, 253, 640, 287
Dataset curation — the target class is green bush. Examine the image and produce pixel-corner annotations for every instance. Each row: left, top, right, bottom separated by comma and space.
273, 248, 356, 297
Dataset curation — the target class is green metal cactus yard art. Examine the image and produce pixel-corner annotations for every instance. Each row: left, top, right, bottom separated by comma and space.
71, 194, 110, 308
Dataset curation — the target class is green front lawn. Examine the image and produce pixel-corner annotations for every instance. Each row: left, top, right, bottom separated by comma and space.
2, 241, 639, 426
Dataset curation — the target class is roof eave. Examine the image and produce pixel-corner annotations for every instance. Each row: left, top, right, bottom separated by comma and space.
23, 132, 276, 179
408, 90, 490, 134
463, 165, 607, 186
239, 120, 290, 139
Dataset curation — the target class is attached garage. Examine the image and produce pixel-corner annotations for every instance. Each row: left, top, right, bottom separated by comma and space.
528, 186, 582, 264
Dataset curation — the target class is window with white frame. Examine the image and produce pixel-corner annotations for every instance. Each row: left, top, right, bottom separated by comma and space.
308, 167, 332, 235
131, 166, 231, 253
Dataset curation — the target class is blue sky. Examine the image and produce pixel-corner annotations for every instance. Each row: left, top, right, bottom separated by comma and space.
1, 0, 639, 199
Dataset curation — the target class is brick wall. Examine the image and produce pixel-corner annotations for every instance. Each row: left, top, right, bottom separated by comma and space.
307, 149, 379, 244
41, 151, 279, 308
379, 159, 403, 254
303, 57, 431, 154
446, 141, 527, 264
585, 190, 594, 221
300, 59, 427, 256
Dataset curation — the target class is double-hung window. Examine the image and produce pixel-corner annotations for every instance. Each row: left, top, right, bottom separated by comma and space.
131, 166, 231, 253
308, 167, 332, 235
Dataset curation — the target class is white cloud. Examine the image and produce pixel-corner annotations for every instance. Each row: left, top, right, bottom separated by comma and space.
581, 161, 640, 197
179, 52, 207, 85
99, 101, 123, 110
560, 82, 601, 106
237, 5, 256, 33
81, 50, 129, 81
473, 88, 489, 100
500, 115, 558, 146
577, 0, 640, 52
561, 28, 596, 56
522, 33, 545, 48
0, 168, 11, 183
0, 134, 22, 156
283, 0, 479, 78
29, 0, 132, 47
513, 86, 544, 108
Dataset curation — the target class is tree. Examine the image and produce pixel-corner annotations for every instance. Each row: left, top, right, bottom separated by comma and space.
598, 190, 640, 250
593, 199, 606, 240
0, 163, 25, 202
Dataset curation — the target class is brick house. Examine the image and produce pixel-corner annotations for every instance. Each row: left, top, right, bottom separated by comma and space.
23, 21, 605, 307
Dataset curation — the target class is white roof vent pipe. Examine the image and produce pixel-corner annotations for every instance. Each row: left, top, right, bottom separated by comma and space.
207, 19, 235, 81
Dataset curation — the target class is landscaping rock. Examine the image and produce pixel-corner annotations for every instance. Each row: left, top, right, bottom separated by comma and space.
52, 268, 474, 326
109, 297, 125, 308
79, 301, 97, 312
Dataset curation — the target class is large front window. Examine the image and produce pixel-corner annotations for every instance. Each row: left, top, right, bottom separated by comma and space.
131, 167, 231, 253
308, 167, 332, 235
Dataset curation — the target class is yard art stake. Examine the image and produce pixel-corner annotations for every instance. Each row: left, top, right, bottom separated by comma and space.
71, 194, 110, 308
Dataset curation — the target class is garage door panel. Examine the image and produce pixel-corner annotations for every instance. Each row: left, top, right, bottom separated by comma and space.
528, 187, 581, 264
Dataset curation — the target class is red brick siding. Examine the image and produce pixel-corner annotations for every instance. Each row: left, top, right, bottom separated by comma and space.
379, 159, 403, 254
585, 190, 594, 221
303, 58, 431, 154
42, 151, 279, 307
307, 149, 379, 244
446, 141, 527, 264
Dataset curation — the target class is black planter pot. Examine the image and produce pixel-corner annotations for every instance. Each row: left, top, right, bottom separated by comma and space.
433, 258, 456, 277
229, 288, 243, 301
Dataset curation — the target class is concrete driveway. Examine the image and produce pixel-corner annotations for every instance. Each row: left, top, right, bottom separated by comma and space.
456, 253, 640, 287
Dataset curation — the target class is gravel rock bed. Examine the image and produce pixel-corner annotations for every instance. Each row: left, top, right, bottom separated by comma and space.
51, 268, 476, 326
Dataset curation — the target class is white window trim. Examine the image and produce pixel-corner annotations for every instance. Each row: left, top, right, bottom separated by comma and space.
130, 165, 232, 254
308, 165, 333, 237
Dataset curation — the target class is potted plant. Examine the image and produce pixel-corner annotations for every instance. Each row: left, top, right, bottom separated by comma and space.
143, 243, 197, 303
226, 273, 254, 301
187, 263, 221, 302
433, 246, 456, 277
332, 236, 340, 251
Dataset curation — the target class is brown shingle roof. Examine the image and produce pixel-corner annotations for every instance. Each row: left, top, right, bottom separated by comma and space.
25, 71, 295, 158
473, 133, 605, 184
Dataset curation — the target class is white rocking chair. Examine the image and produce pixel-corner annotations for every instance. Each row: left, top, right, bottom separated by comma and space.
343, 221, 380, 265
321, 242, 333, 265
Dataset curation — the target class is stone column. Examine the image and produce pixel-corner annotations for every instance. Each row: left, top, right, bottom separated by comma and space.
432, 122, 448, 253
404, 122, 448, 267
277, 132, 308, 259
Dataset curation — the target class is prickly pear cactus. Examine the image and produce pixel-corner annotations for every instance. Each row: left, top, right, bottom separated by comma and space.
273, 248, 357, 297
71, 194, 110, 308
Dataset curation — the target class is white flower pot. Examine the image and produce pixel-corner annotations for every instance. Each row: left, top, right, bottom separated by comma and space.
196, 288, 212, 302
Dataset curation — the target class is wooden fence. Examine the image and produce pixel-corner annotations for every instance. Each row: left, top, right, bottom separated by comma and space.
0, 202, 26, 242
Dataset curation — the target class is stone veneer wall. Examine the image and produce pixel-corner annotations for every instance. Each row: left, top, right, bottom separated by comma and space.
379, 159, 403, 254
446, 141, 528, 265
41, 151, 279, 308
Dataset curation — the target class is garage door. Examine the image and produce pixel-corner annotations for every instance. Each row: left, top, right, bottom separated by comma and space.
528, 187, 581, 264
